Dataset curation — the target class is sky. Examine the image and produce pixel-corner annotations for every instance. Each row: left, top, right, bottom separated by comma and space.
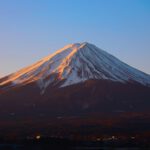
0, 0, 150, 77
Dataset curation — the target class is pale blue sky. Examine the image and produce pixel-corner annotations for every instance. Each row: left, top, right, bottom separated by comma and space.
0, 0, 150, 77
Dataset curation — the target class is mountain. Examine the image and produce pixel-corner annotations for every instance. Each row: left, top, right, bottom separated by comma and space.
0, 42, 150, 93
0, 42, 150, 137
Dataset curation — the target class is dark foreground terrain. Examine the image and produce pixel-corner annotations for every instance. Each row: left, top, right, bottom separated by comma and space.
0, 112, 150, 149
1, 80, 150, 149
0, 137, 150, 150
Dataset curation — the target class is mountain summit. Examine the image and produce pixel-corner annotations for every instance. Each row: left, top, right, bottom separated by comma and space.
0, 42, 150, 94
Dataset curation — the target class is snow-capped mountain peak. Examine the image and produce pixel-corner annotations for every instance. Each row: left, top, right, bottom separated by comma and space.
0, 42, 150, 94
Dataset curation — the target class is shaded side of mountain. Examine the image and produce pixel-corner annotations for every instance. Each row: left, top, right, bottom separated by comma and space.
0, 79, 150, 119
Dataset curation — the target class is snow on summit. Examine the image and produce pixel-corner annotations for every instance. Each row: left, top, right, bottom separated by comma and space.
0, 42, 150, 93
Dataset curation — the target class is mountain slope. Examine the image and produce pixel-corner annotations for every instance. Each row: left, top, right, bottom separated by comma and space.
0, 42, 150, 94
